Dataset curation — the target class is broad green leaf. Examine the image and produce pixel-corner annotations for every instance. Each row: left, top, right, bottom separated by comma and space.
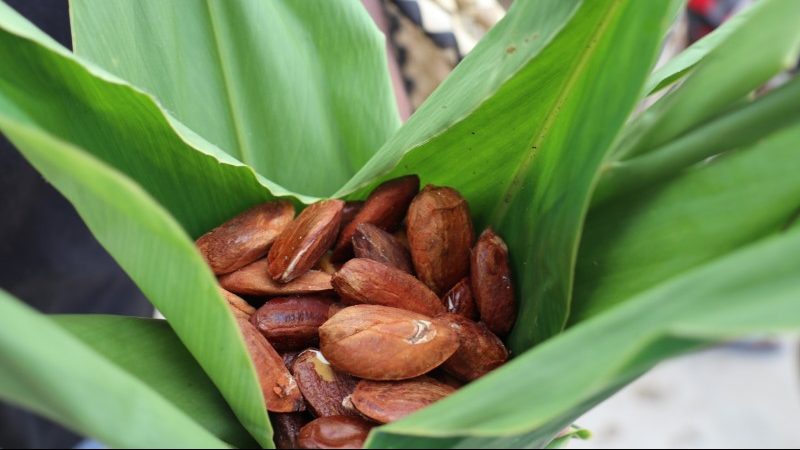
0, 115, 273, 447
593, 75, 800, 205
71, 0, 400, 197
338, 0, 680, 350
368, 227, 800, 448
54, 315, 258, 449
573, 121, 800, 322
645, 1, 755, 94
0, 290, 228, 448
0, 1, 311, 240
615, 0, 800, 160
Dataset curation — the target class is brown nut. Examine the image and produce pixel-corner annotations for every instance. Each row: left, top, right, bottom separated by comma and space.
197, 201, 294, 274
293, 349, 358, 417
351, 377, 455, 424
442, 277, 478, 320
251, 296, 336, 351
268, 199, 344, 283
341, 201, 365, 229
407, 185, 474, 295
437, 313, 508, 381
235, 317, 305, 412
332, 258, 444, 316
471, 228, 516, 337
319, 305, 459, 380
297, 416, 373, 449
219, 259, 333, 296
271, 412, 310, 449
220, 288, 256, 319
332, 175, 419, 261
352, 223, 414, 273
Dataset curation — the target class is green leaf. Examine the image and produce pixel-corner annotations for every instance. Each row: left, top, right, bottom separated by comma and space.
0, 1, 311, 240
54, 315, 258, 449
70, 0, 400, 197
338, 0, 680, 350
0, 113, 273, 446
573, 121, 800, 322
0, 290, 229, 448
616, 0, 800, 160
645, 0, 755, 94
368, 227, 800, 447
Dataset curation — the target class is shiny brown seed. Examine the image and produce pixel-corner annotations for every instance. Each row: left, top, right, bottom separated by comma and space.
406, 185, 474, 295
332, 258, 444, 317
220, 288, 256, 319
332, 175, 419, 261
437, 313, 508, 381
351, 377, 455, 424
268, 200, 344, 283
251, 296, 336, 351
235, 317, 305, 412
341, 201, 365, 229
319, 305, 459, 380
297, 416, 373, 449
219, 259, 333, 296
293, 349, 358, 417
471, 228, 516, 337
442, 277, 478, 320
197, 201, 294, 274
352, 223, 414, 273
271, 412, 310, 449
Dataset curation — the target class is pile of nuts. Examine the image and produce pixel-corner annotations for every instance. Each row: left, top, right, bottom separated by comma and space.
197, 175, 516, 449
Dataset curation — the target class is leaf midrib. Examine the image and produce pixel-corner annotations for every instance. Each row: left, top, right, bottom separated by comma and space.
489, 0, 624, 225
203, 0, 251, 164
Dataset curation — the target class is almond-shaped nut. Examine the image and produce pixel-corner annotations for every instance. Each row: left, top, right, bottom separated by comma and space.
235, 317, 305, 412
251, 296, 336, 351
437, 313, 508, 381
221, 288, 256, 319
268, 199, 344, 283
350, 377, 455, 424
219, 259, 333, 296
442, 277, 478, 320
341, 201, 365, 229
297, 416, 373, 450
197, 201, 294, 274
407, 185, 474, 295
471, 228, 516, 337
271, 412, 310, 449
319, 305, 459, 380
293, 349, 358, 417
332, 258, 444, 316
332, 175, 419, 261
352, 223, 414, 273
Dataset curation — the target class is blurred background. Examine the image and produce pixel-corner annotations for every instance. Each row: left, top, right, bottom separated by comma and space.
1, 0, 797, 448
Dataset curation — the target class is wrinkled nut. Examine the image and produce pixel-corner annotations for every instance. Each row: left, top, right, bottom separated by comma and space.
407, 185, 474, 295
268, 199, 344, 283
351, 377, 455, 424
471, 228, 516, 337
332, 258, 444, 317
219, 259, 333, 296
271, 412, 310, 449
352, 223, 414, 273
437, 313, 508, 381
332, 175, 419, 261
297, 416, 373, 450
251, 296, 336, 351
197, 201, 294, 274
235, 317, 305, 412
442, 277, 478, 320
341, 201, 365, 229
319, 305, 459, 380
221, 288, 256, 319
293, 349, 359, 417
